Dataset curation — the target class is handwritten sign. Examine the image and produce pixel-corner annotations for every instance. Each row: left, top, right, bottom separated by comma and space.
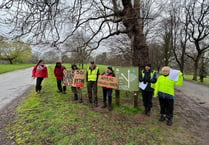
97, 75, 119, 89
63, 70, 85, 87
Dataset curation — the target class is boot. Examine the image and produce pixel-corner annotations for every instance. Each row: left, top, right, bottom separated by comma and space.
108, 105, 112, 111
89, 98, 92, 104
146, 108, 151, 116
79, 99, 83, 103
159, 115, 166, 122
101, 103, 107, 108
144, 107, 150, 115
167, 119, 173, 126
74, 94, 78, 100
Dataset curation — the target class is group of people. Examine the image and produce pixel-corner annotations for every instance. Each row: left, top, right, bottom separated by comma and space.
32, 60, 183, 126
139, 64, 183, 126
32, 60, 114, 111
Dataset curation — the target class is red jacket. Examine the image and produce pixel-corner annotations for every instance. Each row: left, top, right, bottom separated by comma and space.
32, 65, 48, 78
54, 66, 66, 80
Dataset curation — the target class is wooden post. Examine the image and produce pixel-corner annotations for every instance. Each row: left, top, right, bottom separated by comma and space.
115, 90, 120, 106
133, 91, 138, 108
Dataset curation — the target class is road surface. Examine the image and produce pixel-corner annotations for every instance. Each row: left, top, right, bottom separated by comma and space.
176, 81, 209, 108
0, 68, 34, 110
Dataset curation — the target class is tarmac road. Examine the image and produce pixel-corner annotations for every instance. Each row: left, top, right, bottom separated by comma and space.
0, 68, 34, 111
176, 80, 209, 108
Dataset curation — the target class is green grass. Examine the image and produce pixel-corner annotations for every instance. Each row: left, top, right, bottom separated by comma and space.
0, 64, 34, 74
6, 65, 196, 145
184, 75, 209, 86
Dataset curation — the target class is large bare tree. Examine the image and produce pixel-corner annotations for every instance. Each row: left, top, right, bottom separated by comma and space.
0, 0, 153, 67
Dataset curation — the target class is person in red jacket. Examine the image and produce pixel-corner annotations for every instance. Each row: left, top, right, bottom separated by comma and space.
32, 60, 48, 94
101, 66, 115, 111
54, 61, 66, 94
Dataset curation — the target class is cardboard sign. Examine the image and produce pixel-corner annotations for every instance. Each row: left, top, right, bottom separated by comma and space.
97, 75, 119, 89
63, 70, 85, 87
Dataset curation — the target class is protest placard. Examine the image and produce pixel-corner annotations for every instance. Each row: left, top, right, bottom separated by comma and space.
63, 70, 85, 87
73, 70, 85, 87
97, 75, 119, 89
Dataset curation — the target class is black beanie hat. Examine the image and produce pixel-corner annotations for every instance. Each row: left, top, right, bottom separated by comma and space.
71, 64, 77, 69
107, 66, 113, 71
145, 64, 151, 67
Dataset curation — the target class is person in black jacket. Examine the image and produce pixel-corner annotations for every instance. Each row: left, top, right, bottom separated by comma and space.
139, 64, 157, 116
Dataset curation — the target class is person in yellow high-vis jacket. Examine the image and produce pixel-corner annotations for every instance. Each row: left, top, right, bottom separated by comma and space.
154, 66, 183, 126
86, 61, 100, 107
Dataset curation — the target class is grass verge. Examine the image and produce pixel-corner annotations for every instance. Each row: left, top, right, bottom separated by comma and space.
6, 65, 195, 145
0, 64, 34, 74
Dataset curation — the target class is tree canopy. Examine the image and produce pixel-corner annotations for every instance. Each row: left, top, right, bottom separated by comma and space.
0, 40, 32, 64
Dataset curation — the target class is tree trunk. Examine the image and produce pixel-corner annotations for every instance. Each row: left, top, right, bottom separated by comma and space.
122, 0, 148, 68
121, 0, 148, 107
9, 59, 13, 64
192, 57, 200, 81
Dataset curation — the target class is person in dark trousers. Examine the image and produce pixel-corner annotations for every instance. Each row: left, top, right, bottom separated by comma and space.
154, 66, 183, 126
139, 64, 157, 116
71, 64, 83, 103
54, 61, 66, 94
32, 60, 48, 94
101, 66, 115, 111
86, 61, 100, 107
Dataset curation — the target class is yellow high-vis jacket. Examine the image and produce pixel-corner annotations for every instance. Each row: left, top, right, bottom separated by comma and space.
154, 72, 183, 97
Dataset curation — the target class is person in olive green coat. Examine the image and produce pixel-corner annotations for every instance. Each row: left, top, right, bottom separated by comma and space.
154, 66, 183, 126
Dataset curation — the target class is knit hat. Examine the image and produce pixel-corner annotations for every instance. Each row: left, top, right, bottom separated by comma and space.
107, 66, 113, 72
90, 61, 94, 64
71, 64, 77, 69
56, 61, 62, 64
145, 64, 151, 67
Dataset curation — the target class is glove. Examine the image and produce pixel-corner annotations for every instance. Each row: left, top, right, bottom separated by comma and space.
153, 92, 158, 98
153, 95, 158, 98
179, 72, 183, 76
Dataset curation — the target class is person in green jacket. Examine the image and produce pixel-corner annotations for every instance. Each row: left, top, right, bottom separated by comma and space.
154, 66, 183, 126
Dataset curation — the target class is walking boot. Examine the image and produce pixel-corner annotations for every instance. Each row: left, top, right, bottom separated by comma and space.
101, 103, 107, 108
79, 99, 83, 103
108, 105, 112, 111
167, 119, 173, 126
144, 107, 149, 115
74, 94, 78, 100
159, 115, 166, 122
89, 98, 92, 104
